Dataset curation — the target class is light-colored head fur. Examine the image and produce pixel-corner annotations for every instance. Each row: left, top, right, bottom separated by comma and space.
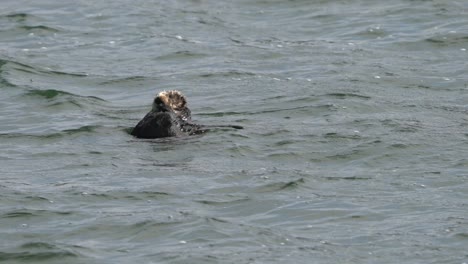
152, 90, 190, 121
156, 90, 187, 110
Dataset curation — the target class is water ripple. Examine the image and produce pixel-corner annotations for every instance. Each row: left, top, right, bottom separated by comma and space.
0, 250, 78, 262
1, 1, 468, 263
24, 88, 105, 102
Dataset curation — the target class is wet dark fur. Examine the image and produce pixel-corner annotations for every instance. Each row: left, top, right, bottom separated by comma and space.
131, 92, 204, 139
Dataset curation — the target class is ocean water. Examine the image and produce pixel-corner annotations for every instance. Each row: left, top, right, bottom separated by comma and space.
1, 0, 468, 263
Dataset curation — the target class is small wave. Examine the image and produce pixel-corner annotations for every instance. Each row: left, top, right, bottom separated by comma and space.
0, 24, 60, 37
2, 12, 38, 22
273, 139, 298, 147
45, 70, 88, 78
198, 111, 244, 117
397, 33, 468, 50
13, 64, 88, 78
0, 132, 59, 140
266, 151, 303, 160
23, 89, 106, 103
74, 190, 171, 201
324, 147, 373, 162
426, 34, 468, 46
353, 26, 390, 39
24, 89, 73, 99
0, 242, 80, 262
199, 70, 256, 78
380, 119, 422, 133
62, 125, 99, 134
0, 57, 36, 80
18, 25, 60, 33
156, 50, 208, 61
195, 196, 250, 205
322, 93, 371, 100
98, 75, 151, 85
0, 251, 78, 262
279, 96, 317, 104
23, 195, 51, 202
0, 57, 36, 72
1, 57, 88, 78
2, 211, 36, 218
323, 132, 361, 140
1, 58, 92, 98
255, 178, 306, 193
2, 209, 72, 218
324, 176, 371, 181
56, 125, 102, 137
0, 61, 17, 88
0, 125, 101, 140
21, 242, 60, 250
225, 144, 254, 156
199, 105, 321, 117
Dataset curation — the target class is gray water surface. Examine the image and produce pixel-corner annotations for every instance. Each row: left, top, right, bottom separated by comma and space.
1, 1, 468, 263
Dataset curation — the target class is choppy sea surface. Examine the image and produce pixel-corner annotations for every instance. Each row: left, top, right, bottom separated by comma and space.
1, 1, 468, 263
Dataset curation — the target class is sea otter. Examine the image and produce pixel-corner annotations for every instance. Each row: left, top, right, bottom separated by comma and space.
131, 90, 242, 139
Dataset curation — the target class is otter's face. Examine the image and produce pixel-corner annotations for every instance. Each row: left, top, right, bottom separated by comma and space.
151, 90, 191, 120
152, 96, 168, 112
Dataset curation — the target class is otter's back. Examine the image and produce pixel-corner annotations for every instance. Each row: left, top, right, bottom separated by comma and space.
131, 111, 180, 139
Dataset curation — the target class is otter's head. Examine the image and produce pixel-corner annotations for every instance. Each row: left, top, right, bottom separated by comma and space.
152, 90, 191, 121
